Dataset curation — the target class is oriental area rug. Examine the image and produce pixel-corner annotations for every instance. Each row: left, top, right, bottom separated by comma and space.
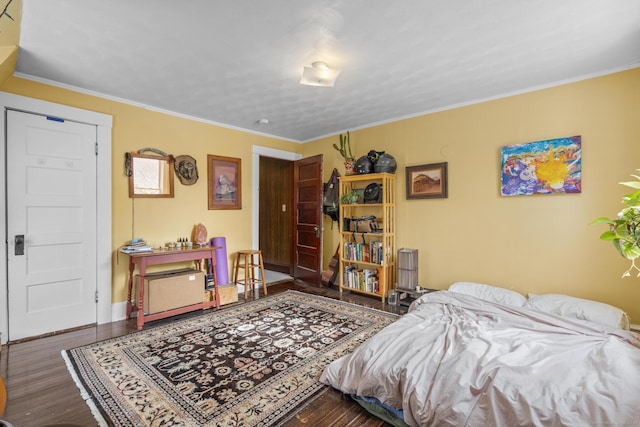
62, 291, 399, 427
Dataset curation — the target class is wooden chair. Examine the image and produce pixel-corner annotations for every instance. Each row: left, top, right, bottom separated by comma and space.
233, 250, 267, 300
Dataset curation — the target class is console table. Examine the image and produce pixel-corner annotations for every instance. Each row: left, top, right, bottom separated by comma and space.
125, 246, 220, 330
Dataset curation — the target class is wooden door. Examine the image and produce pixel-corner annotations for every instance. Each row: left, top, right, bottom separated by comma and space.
293, 155, 323, 285
6, 110, 98, 340
259, 156, 292, 273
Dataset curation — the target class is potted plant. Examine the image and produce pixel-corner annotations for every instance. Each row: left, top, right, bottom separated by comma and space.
592, 169, 640, 277
340, 189, 360, 204
333, 131, 356, 175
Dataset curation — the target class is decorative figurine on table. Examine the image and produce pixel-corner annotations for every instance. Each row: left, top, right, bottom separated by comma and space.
195, 223, 208, 246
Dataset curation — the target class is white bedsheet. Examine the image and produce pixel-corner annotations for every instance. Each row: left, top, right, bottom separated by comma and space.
320, 291, 640, 426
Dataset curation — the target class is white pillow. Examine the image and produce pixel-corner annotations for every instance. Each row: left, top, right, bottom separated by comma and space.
525, 293, 629, 330
448, 282, 527, 307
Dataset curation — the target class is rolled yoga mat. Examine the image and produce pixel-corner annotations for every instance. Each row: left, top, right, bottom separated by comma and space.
211, 237, 230, 285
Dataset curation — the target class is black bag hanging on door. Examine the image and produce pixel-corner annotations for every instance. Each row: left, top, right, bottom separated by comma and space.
323, 168, 341, 225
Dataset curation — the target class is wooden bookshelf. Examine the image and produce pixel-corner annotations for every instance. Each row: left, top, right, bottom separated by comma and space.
338, 173, 395, 302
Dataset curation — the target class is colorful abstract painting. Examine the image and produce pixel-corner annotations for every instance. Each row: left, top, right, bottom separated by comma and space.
500, 135, 581, 196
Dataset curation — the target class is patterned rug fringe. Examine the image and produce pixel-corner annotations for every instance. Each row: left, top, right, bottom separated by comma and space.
61, 349, 109, 427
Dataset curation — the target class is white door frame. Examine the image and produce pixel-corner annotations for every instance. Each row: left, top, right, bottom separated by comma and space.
0, 92, 113, 344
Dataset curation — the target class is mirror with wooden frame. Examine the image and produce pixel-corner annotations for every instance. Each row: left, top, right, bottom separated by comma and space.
128, 152, 175, 198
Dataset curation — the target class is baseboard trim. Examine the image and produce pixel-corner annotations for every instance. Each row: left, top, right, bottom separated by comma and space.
112, 301, 128, 322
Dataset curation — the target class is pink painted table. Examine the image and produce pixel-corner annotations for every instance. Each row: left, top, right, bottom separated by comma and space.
125, 246, 220, 330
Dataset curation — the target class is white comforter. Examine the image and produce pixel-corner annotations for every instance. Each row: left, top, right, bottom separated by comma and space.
320, 291, 640, 426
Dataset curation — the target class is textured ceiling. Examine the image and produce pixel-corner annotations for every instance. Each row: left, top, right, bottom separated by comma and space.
15, 0, 640, 143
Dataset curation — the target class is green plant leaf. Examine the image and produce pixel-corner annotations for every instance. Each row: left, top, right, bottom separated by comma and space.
612, 239, 625, 258
621, 243, 640, 260
620, 181, 640, 190
599, 230, 616, 241
592, 169, 640, 267
622, 190, 640, 206
591, 217, 613, 225
340, 189, 359, 204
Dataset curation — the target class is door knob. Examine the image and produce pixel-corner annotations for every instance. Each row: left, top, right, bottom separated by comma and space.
15, 234, 24, 256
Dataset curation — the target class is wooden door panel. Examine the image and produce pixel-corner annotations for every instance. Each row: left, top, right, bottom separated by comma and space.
298, 190, 317, 203
297, 205, 319, 224
296, 246, 318, 273
297, 227, 318, 247
293, 155, 323, 285
297, 161, 321, 180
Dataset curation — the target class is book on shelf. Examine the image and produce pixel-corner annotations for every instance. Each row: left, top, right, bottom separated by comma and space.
370, 241, 383, 264
344, 241, 383, 264
363, 268, 379, 293
343, 266, 379, 293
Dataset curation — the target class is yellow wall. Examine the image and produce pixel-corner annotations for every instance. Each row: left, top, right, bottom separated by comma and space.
0, 0, 20, 87
304, 68, 640, 322
0, 46, 18, 85
0, 0, 20, 47
0, 76, 304, 304
1, 50, 639, 321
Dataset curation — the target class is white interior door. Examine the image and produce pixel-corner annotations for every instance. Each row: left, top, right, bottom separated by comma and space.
7, 110, 97, 340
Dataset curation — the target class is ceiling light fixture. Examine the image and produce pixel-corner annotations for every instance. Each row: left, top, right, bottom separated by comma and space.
300, 61, 341, 87
256, 118, 270, 125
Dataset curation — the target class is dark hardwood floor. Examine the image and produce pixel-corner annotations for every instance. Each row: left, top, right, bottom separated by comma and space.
0, 280, 405, 426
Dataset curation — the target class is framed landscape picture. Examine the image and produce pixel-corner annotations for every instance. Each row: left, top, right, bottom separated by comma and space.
208, 155, 241, 210
406, 162, 448, 199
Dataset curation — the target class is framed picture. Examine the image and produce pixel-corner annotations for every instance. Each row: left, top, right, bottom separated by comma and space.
406, 162, 448, 199
500, 135, 581, 196
208, 155, 241, 210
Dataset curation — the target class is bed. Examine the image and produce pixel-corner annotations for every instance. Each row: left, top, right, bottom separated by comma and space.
320, 283, 640, 426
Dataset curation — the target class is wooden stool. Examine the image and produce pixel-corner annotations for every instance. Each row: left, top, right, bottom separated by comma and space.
233, 250, 267, 300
